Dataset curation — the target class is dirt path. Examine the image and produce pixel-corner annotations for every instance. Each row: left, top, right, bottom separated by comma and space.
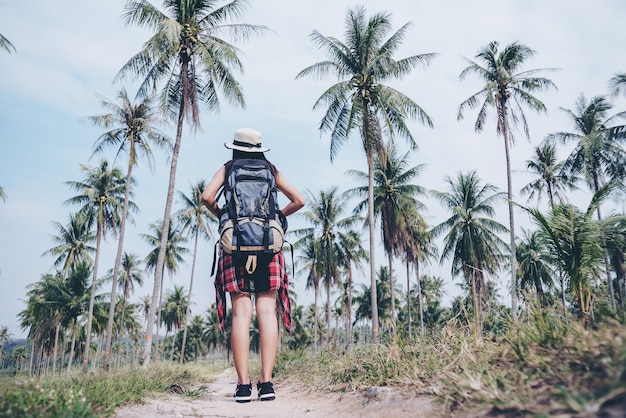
114, 367, 459, 418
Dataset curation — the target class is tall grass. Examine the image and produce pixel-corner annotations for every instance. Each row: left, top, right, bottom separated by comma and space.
274, 308, 626, 416
0, 362, 222, 418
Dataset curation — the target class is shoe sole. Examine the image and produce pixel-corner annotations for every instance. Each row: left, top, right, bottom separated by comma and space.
259, 394, 275, 401
235, 396, 252, 403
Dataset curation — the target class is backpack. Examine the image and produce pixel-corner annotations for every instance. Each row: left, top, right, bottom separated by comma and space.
217, 158, 287, 274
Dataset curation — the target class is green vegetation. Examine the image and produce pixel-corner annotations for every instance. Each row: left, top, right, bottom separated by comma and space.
0, 363, 220, 418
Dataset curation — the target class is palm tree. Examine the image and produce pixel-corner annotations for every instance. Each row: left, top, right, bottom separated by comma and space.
431, 171, 509, 339
346, 141, 427, 339
142, 220, 189, 359
43, 212, 95, 271
117, 0, 265, 366
0, 326, 11, 368
520, 184, 620, 322
609, 73, 626, 97
0, 186, 6, 202
161, 285, 188, 359
520, 143, 578, 208
0, 33, 15, 53
86, 87, 169, 369
294, 234, 323, 351
64, 160, 128, 370
111, 252, 144, 345
175, 180, 215, 363
296, 6, 435, 341
293, 187, 357, 347
516, 228, 554, 306
546, 94, 626, 310
458, 41, 557, 319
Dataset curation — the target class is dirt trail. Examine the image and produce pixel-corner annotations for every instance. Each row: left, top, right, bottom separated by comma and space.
114, 367, 458, 418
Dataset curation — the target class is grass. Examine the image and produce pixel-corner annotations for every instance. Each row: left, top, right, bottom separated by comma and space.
0, 362, 225, 418
274, 310, 626, 417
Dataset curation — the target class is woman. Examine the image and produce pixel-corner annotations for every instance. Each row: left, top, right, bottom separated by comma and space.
202, 128, 305, 402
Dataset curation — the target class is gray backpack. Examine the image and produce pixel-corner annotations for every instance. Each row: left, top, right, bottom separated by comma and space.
217, 158, 287, 274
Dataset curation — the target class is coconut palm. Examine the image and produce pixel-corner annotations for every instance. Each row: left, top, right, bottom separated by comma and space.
117, 0, 265, 366
293, 187, 358, 347
609, 73, 626, 97
353, 266, 395, 339
520, 143, 578, 208
86, 87, 170, 369
296, 6, 435, 341
142, 220, 189, 359
0, 186, 6, 202
458, 41, 557, 319
294, 234, 323, 351
516, 228, 554, 307
520, 184, 619, 321
43, 212, 95, 271
64, 160, 129, 370
546, 94, 626, 310
0, 33, 15, 54
335, 229, 368, 346
175, 180, 216, 363
109, 252, 144, 346
0, 326, 11, 368
431, 171, 509, 339
346, 141, 427, 339
161, 285, 188, 359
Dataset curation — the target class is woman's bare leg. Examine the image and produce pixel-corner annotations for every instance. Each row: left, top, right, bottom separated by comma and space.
255, 290, 278, 382
230, 292, 253, 384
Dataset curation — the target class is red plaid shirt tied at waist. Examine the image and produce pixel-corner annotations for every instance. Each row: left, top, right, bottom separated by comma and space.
214, 251, 292, 334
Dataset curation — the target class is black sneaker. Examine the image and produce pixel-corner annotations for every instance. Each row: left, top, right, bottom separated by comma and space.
257, 381, 275, 401
234, 383, 252, 403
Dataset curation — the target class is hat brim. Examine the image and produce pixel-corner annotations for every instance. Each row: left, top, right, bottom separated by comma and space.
224, 142, 269, 153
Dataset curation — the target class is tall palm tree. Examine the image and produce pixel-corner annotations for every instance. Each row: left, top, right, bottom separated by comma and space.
296, 6, 435, 341
346, 141, 427, 339
43, 212, 95, 271
0, 33, 15, 53
458, 41, 557, 319
142, 219, 189, 359
293, 187, 357, 346
117, 0, 265, 366
547, 94, 626, 310
86, 87, 169, 369
520, 143, 578, 208
609, 73, 626, 97
431, 171, 509, 339
175, 180, 215, 362
64, 160, 128, 370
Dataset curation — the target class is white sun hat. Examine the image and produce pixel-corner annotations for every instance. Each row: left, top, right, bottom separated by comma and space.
224, 128, 270, 153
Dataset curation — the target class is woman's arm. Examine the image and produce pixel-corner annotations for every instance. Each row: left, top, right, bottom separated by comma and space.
201, 166, 226, 217
275, 171, 305, 216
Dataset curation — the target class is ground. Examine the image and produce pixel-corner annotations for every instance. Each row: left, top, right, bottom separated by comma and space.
113, 367, 475, 418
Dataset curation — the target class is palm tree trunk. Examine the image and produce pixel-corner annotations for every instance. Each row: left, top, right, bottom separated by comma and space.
83, 223, 102, 373
180, 229, 200, 363
104, 158, 135, 369
66, 320, 78, 377
313, 289, 319, 352
406, 262, 411, 339
347, 266, 353, 347
388, 252, 396, 341
416, 261, 424, 335
367, 153, 379, 342
52, 323, 60, 376
502, 116, 518, 321
142, 89, 185, 367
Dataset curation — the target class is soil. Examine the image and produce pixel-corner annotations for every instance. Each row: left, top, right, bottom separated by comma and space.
113, 367, 475, 418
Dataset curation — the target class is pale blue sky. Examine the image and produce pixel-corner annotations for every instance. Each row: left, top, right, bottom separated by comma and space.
1, 0, 625, 339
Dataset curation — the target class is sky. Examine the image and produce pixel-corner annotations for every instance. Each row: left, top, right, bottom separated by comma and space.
1, 0, 625, 340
